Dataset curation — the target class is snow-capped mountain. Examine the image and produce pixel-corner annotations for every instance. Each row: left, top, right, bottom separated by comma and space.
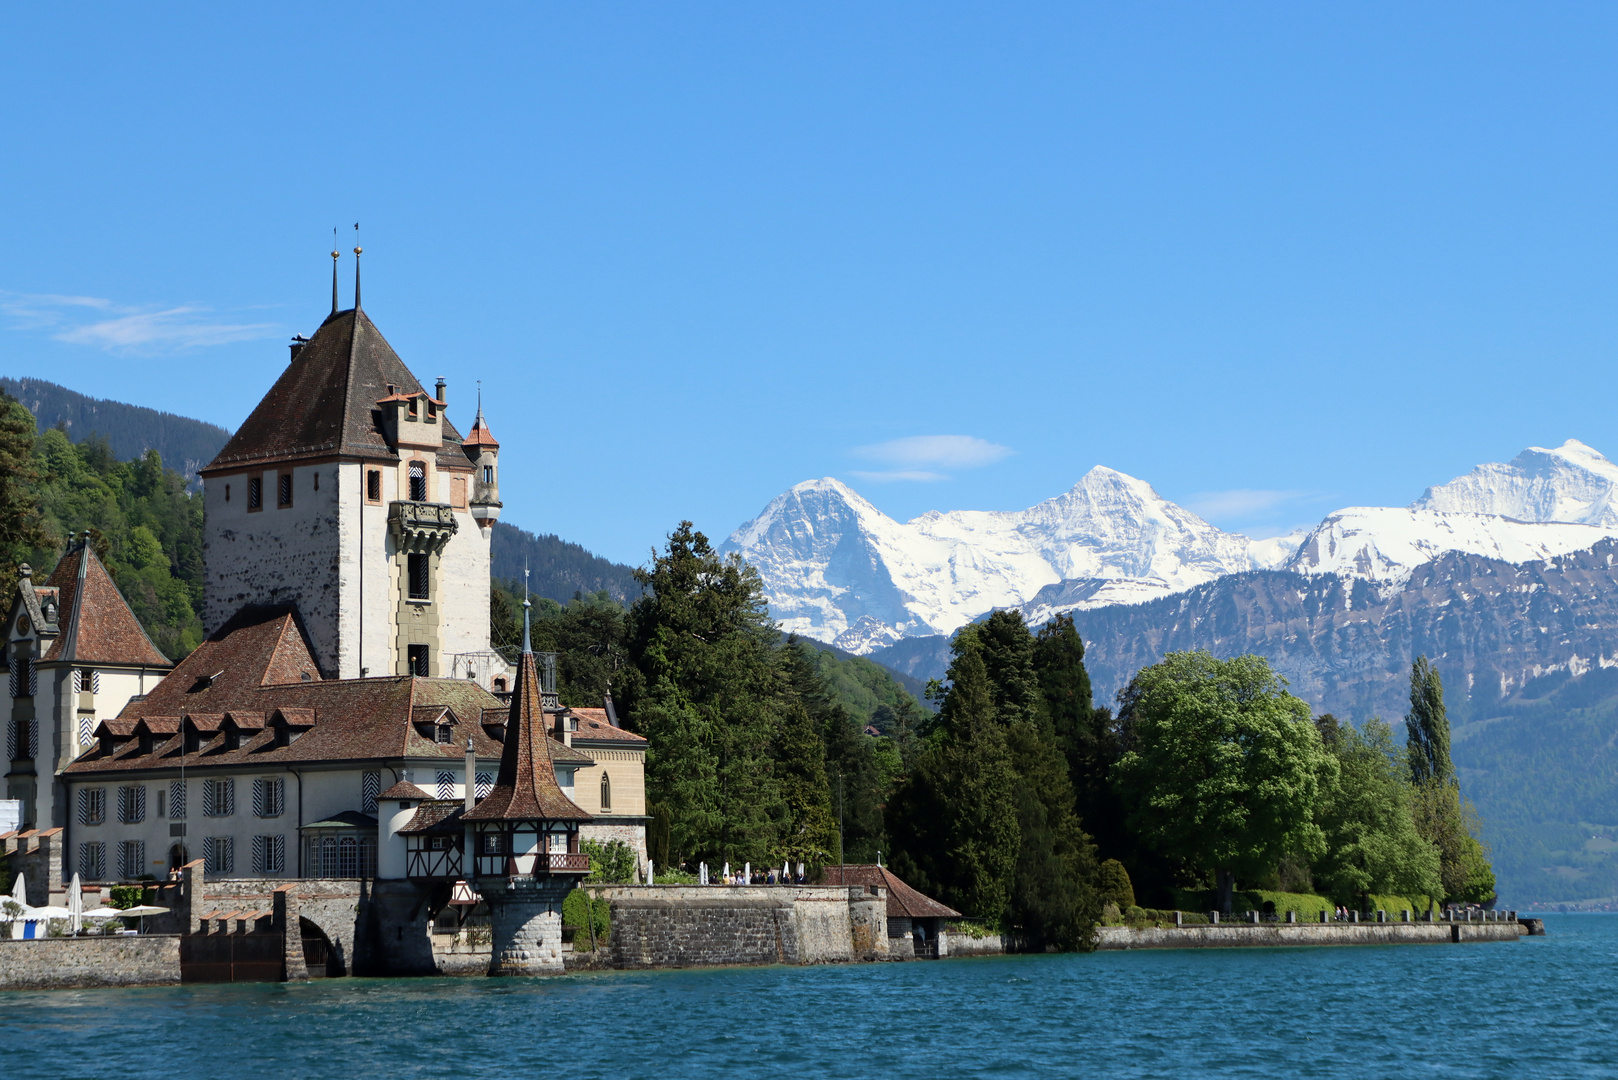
722, 468, 1274, 652
728, 439, 1618, 655
1413, 439, 1618, 526
1280, 440, 1618, 587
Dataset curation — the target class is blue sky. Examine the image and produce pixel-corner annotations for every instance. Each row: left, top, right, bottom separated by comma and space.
4, 4, 1618, 565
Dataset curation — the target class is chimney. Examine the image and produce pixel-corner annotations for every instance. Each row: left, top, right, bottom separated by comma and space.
464, 737, 476, 814
435, 377, 446, 403
289, 335, 308, 361
603, 689, 619, 728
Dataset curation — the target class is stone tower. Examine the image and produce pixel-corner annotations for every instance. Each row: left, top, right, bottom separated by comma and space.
199, 302, 504, 683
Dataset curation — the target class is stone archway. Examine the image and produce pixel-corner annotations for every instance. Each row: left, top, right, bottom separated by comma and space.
299, 917, 345, 977
168, 844, 189, 875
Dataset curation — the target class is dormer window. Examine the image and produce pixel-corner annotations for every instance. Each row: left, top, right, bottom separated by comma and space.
408, 396, 419, 419
436, 724, 453, 745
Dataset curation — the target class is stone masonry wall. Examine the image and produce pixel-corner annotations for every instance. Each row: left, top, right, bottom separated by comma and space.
587, 885, 890, 968
1094, 921, 1524, 949
0, 936, 180, 990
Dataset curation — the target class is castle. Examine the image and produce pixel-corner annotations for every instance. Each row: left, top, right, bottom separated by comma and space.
3, 263, 647, 974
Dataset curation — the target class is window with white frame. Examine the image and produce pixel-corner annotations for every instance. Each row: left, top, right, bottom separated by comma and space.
252, 778, 285, 819
77, 787, 106, 826
362, 771, 381, 813
168, 780, 187, 820
203, 836, 234, 875
203, 778, 235, 817
79, 841, 105, 880
117, 839, 146, 879
252, 835, 286, 874
72, 668, 100, 694
117, 785, 146, 824
435, 770, 455, 799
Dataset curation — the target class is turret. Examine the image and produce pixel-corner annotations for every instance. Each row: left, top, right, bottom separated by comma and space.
463, 397, 502, 530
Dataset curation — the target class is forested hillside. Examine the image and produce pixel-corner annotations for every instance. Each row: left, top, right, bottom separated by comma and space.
0, 389, 206, 658
1, 376, 231, 484
491, 522, 642, 606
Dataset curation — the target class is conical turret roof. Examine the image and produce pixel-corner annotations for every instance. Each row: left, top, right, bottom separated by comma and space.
463, 646, 590, 823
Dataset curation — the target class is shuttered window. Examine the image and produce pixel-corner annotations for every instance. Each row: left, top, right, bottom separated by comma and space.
252, 835, 286, 874
78, 787, 106, 826
203, 778, 235, 818
117, 785, 146, 824
252, 778, 284, 818
79, 841, 105, 880
203, 836, 234, 875
117, 840, 146, 879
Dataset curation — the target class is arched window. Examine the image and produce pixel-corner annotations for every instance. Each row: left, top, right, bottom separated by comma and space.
600, 771, 611, 812
493, 677, 507, 693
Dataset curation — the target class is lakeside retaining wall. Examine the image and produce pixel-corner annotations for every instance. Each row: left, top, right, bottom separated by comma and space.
1095, 921, 1524, 949
584, 884, 890, 968
0, 936, 181, 990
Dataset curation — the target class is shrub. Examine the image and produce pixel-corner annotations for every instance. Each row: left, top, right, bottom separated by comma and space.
109, 885, 146, 909
1098, 860, 1135, 911
561, 889, 610, 949
1369, 893, 1436, 916
582, 838, 638, 884
1101, 901, 1122, 926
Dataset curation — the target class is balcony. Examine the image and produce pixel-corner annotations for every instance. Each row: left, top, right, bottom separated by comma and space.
473, 851, 592, 879
388, 501, 458, 554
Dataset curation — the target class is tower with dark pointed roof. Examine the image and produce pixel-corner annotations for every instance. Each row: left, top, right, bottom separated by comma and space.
462, 598, 591, 975
199, 296, 505, 686
4, 538, 172, 828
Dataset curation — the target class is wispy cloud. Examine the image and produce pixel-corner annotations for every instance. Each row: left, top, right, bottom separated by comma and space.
1, 291, 279, 353
850, 469, 951, 483
850, 435, 1013, 482
1186, 488, 1312, 520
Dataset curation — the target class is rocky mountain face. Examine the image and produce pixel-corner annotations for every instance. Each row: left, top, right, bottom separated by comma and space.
1067, 539, 1618, 719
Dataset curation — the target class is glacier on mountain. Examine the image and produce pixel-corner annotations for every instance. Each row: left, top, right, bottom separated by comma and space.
722, 468, 1266, 652
726, 439, 1618, 654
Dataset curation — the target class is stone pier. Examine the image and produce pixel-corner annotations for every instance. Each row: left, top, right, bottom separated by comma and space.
484, 877, 573, 976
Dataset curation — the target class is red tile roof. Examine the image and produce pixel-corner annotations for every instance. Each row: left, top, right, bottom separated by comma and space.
380, 780, 430, 801
463, 649, 591, 823
63, 606, 559, 775
41, 544, 170, 668
569, 708, 647, 746
461, 407, 499, 449
201, 308, 473, 474
820, 865, 961, 920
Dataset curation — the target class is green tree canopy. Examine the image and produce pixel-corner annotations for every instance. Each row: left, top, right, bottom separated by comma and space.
1313, 717, 1442, 906
1112, 651, 1333, 912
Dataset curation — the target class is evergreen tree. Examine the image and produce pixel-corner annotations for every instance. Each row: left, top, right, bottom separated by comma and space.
0, 389, 46, 598
1034, 614, 1125, 861
1401, 657, 1496, 904
1406, 656, 1453, 786
888, 638, 1020, 923
623, 523, 788, 866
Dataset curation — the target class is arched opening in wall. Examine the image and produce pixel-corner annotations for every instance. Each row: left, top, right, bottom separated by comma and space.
300, 917, 345, 977
168, 843, 189, 875
600, 771, 611, 812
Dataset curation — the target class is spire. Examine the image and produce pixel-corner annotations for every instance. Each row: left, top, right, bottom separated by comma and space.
330, 239, 340, 315
521, 568, 532, 654
353, 246, 362, 310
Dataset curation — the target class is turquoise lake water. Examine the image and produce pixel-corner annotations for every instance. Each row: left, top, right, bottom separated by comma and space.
4, 915, 1615, 1079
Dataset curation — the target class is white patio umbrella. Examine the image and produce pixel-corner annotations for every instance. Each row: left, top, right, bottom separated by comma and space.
81, 906, 123, 919
9, 871, 25, 905
114, 904, 170, 933
68, 873, 82, 935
